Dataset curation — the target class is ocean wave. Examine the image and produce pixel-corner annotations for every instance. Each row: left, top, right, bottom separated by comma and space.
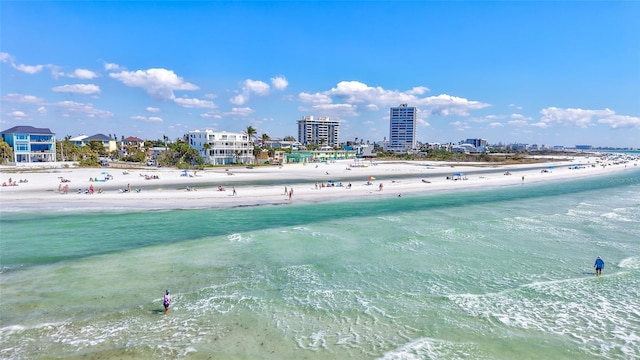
618, 257, 640, 269
377, 337, 485, 360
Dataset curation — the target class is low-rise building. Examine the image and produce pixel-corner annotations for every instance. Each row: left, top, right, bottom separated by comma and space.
188, 129, 254, 165
0, 125, 56, 163
69, 134, 117, 152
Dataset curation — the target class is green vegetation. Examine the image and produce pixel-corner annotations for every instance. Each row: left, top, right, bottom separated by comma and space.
156, 139, 203, 168
0, 138, 14, 165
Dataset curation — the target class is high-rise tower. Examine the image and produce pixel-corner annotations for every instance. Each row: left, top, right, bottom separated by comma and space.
388, 104, 417, 153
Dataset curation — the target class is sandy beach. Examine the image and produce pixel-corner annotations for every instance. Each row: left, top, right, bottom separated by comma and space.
1, 155, 637, 212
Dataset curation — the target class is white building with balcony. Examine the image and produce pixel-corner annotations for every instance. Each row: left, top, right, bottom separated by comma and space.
297, 116, 340, 147
188, 129, 254, 165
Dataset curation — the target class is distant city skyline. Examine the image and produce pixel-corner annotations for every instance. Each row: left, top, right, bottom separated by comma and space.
1, 1, 639, 148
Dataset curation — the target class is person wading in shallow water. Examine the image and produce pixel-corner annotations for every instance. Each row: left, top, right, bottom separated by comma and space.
594, 256, 605, 276
163, 290, 171, 314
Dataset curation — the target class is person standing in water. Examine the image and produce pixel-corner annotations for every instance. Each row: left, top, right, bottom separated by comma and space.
594, 256, 605, 276
163, 290, 171, 313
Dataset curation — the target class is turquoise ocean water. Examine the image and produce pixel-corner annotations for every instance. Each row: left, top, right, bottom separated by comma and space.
1, 168, 639, 359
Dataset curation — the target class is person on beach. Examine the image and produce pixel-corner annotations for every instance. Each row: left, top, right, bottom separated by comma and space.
163, 290, 171, 313
594, 256, 605, 276
232, 186, 237, 196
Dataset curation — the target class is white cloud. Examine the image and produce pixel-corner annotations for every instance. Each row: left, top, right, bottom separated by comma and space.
67, 69, 98, 79
38, 106, 47, 114
597, 114, 640, 129
298, 81, 488, 118
530, 122, 549, 128
1, 93, 44, 103
0, 52, 13, 63
52, 84, 101, 94
271, 76, 288, 90
48, 65, 65, 79
13, 63, 44, 74
104, 62, 122, 71
54, 101, 113, 118
298, 92, 332, 104
489, 122, 504, 128
131, 115, 163, 123
204, 93, 217, 99
229, 79, 274, 105
109, 68, 199, 100
146, 107, 160, 113
508, 119, 529, 127
225, 107, 255, 117
174, 97, 216, 109
510, 113, 532, 122
538, 107, 639, 129
245, 79, 270, 95
326, 81, 415, 105
200, 112, 221, 119
407, 86, 429, 95
230, 94, 249, 106
421, 94, 490, 116
449, 120, 470, 131
299, 103, 359, 117
10, 110, 26, 118
417, 118, 430, 127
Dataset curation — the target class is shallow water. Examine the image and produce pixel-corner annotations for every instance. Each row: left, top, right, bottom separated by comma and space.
1, 169, 639, 359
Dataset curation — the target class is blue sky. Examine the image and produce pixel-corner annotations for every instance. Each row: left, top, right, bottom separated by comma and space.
1, 1, 639, 147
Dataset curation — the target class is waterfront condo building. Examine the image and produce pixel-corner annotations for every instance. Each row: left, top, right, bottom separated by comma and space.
188, 129, 254, 165
387, 104, 417, 153
297, 116, 340, 147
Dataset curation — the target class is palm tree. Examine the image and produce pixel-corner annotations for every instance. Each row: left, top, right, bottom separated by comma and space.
261, 133, 271, 148
244, 126, 257, 142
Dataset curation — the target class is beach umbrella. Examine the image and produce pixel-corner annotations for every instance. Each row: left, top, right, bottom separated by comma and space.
368, 176, 376, 180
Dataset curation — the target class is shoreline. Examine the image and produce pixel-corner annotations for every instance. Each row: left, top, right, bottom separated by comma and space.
1, 156, 638, 213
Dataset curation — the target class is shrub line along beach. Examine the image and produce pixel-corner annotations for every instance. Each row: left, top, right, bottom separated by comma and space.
0, 154, 637, 213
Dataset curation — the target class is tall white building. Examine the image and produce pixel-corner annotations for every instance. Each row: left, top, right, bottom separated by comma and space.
387, 104, 417, 153
297, 116, 340, 147
187, 129, 254, 165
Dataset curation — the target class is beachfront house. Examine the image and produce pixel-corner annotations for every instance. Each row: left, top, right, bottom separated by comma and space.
120, 136, 145, 157
284, 149, 355, 163
0, 125, 57, 164
188, 129, 254, 165
69, 134, 118, 153
121, 136, 144, 150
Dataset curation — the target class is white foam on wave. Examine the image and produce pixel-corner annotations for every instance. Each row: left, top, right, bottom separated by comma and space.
448, 274, 640, 359
618, 256, 640, 269
227, 233, 252, 242
377, 337, 482, 360
600, 211, 636, 222
0, 309, 210, 359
